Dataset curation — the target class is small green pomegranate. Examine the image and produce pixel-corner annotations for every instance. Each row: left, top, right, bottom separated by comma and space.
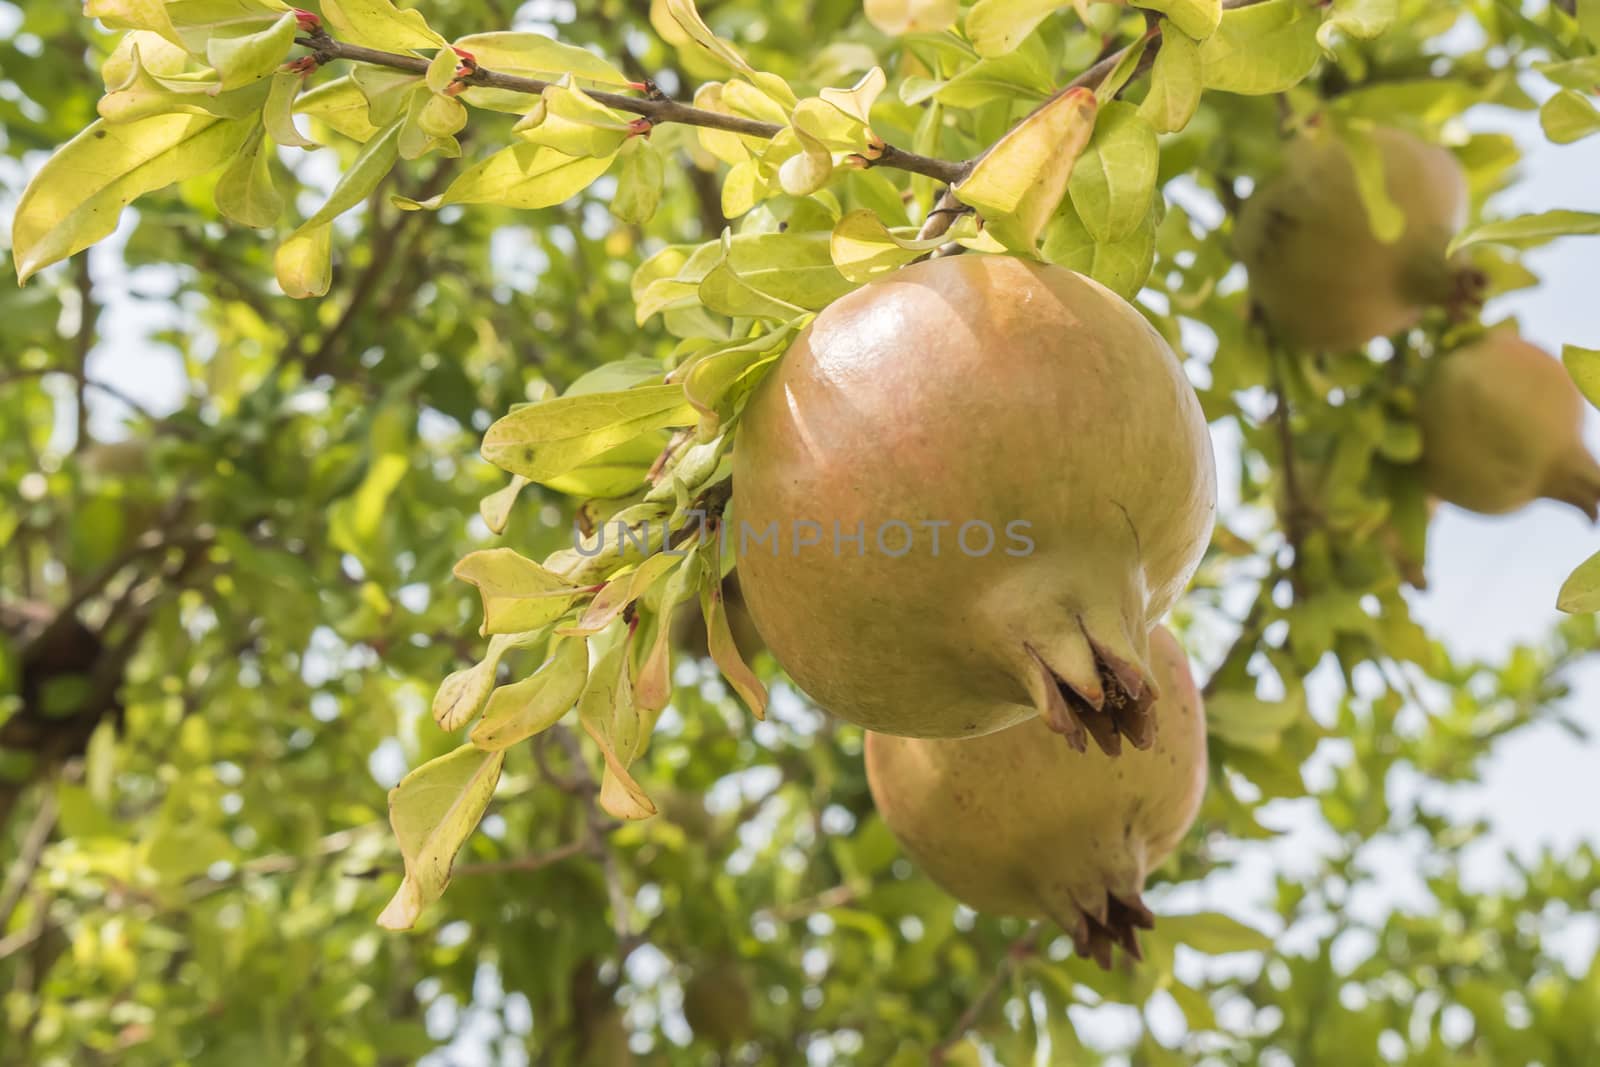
1418, 331, 1600, 519
732, 255, 1215, 753
1236, 126, 1473, 351
864, 626, 1206, 968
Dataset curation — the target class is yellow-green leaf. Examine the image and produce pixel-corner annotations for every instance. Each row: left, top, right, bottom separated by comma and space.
701, 552, 766, 718
1316, 0, 1397, 51
470, 637, 590, 750
1562, 345, 1600, 412
1160, 912, 1274, 955
1139, 23, 1202, 133
266, 70, 319, 148
1143, 0, 1221, 41
866, 0, 959, 36
454, 32, 631, 113
295, 76, 379, 142
956, 86, 1099, 252
454, 548, 587, 636
13, 114, 251, 284
206, 10, 297, 91
612, 138, 664, 224
275, 120, 402, 298
965, 0, 1062, 58
1199, 0, 1320, 95
396, 142, 615, 211
1448, 209, 1600, 255
481, 385, 699, 484
514, 82, 634, 158
830, 209, 971, 282
377, 744, 505, 930
321, 0, 446, 51
578, 632, 655, 820
216, 123, 283, 228
1067, 100, 1156, 245
1041, 198, 1156, 299
1541, 90, 1600, 145
1558, 547, 1600, 613
84, 0, 181, 47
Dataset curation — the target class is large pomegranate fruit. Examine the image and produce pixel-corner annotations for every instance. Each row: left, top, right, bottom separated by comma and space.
1417, 331, 1600, 519
864, 626, 1207, 968
1236, 126, 1473, 350
732, 255, 1215, 753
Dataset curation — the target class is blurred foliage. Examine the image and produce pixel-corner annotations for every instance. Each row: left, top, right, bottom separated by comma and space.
3, 0, 1600, 1064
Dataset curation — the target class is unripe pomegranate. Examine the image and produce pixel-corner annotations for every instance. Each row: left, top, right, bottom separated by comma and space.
1417, 332, 1600, 519
732, 256, 1215, 753
1236, 126, 1474, 350
864, 626, 1206, 968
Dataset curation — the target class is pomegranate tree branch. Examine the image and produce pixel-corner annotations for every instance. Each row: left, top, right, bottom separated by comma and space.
930, 924, 1042, 1064
294, 33, 967, 185
916, 0, 1267, 242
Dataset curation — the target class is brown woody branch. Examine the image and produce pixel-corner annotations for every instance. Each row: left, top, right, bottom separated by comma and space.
294, 33, 967, 185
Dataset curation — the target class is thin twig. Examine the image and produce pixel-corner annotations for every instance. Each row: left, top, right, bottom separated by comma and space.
0, 791, 58, 934
454, 840, 589, 877
930, 924, 1042, 1064
72, 255, 97, 454
294, 33, 967, 185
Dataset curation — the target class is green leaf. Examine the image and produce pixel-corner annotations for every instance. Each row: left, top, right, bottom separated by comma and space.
320, 0, 446, 51
275, 120, 402, 298
1447, 209, 1600, 255
1316, 0, 1397, 51
454, 548, 587, 636
1068, 100, 1158, 245
482, 385, 699, 484
1536, 56, 1600, 90
611, 138, 664, 224
396, 142, 615, 211
1558, 548, 1600, 613
678, 325, 798, 431
1199, 0, 1320, 95
13, 114, 252, 284
1564, 345, 1600, 412
664, 0, 796, 106
830, 210, 963, 283
206, 10, 297, 91
1580, 0, 1600, 46
215, 123, 283, 228
1139, 23, 1202, 133
964, 0, 1062, 58
1041, 199, 1156, 300
956, 87, 1100, 252
1143, 0, 1221, 41
1337, 121, 1405, 243
1206, 689, 1305, 752
377, 744, 505, 930
565, 554, 684, 637
1541, 90, 1600, 145
699, 231, 810, 319
470, 637, 590, 750
1159, 912, 1274, 955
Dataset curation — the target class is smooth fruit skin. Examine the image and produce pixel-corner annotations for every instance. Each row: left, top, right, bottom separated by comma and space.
1236, 126, 1469, 351
864, 626, 1207, 968
1418, 332, 1600, 520
732, 255, 1216, 751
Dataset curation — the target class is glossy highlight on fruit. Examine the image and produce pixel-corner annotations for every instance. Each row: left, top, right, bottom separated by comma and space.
864, 626, 1207, 968
1418, 331, 1600, 520
732, 255, 1216, 752
1236, 126, 1473, 351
